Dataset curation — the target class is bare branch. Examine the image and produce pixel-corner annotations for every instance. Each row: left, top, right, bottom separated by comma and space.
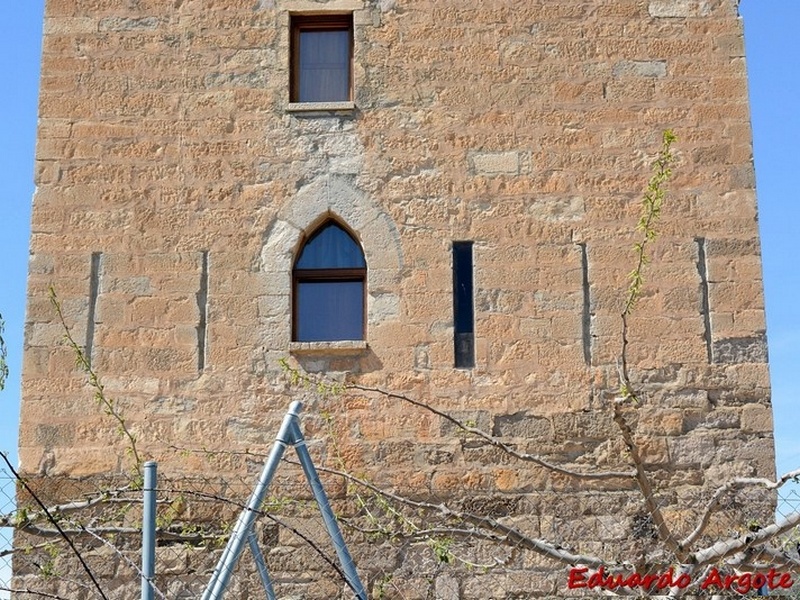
3, 490, 143, 528
0, 540, 57, 559
666, 564, 711, 599
611, 399, 681, 558
692, 510, 800, 567
682, 468, 800, 549
609, 131, 683, 560
15, 523, 138, 538
726, 545, 800, 572
0, 587, 75, 600
15, 521, 225, 546
305, 459, 613, 568
351, 384, 635, 480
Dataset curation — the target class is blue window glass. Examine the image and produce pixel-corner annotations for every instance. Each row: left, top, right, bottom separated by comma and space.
295, 222, 366, 269
453, 242, 474, 368
291, 14, 353, 103
296, 281, 364, 342
298, 29, 351, 102
293, 221, 366, 342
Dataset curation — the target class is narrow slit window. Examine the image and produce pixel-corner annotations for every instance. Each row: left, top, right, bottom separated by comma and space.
86, 252, 103, 367
197, 250, 209, 372
453, 242, 475, 368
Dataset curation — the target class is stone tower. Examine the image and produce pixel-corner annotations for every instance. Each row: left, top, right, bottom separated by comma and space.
20, 0, 774, 596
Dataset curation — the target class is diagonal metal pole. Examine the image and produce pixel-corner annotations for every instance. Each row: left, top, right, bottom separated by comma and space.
248, 528, 277, 600
201, 401, 301, 600
291, 420, 367, 600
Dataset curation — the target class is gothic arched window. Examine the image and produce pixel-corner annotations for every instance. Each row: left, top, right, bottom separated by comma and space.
292, 221, 366, 342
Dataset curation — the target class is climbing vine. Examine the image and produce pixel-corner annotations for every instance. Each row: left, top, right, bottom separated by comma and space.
619, 129, 677, 403
49, 287, 143, 477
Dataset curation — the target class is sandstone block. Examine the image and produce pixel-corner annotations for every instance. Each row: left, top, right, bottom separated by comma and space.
668, 434, 715, 468
648, 0, 700, 18
741, 403, 773, 434
612, 60, 668, 78
469, 151, 521, 176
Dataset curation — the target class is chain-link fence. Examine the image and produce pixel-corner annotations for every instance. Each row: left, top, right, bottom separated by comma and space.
1, 472, 14, 600
2, 452, 800, 599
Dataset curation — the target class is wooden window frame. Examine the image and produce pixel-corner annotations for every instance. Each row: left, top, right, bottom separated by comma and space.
291, 222, 367, 342
290, 13, 354, 103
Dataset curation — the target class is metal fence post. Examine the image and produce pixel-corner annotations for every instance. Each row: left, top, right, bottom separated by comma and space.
141, 461, 157, 600
201, 401, 301, 600
248, 529, 277, 600
291, 421, 367, 600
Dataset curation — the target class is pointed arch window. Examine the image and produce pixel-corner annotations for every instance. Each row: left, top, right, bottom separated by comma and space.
293, 221, 366, 342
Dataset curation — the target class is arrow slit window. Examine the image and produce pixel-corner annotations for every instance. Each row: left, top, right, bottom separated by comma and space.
453, 241, 475, 368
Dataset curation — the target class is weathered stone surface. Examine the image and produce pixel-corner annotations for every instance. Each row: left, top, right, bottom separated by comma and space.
493, 412, 552, 440
648, 0, 711, 18
612, 60, 668, 78
668, 434, 716, 468
713, 334, 769, 364
469, 151, 521, 176
435, 574, 460, 600
19, 0, 774, 596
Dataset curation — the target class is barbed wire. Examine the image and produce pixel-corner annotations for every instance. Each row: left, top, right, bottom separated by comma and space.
1, 439, 797, 599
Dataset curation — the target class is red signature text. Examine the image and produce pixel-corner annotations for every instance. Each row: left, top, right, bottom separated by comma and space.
567, 566, 794, 594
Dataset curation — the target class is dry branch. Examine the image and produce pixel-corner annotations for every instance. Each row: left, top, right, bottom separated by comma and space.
351, 383, 636, 481
682, 467, 800, 549
308, 460, 614, 569
692, 510, 800, 567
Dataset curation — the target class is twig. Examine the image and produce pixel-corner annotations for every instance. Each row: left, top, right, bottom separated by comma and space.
49, 287, 142, 475
0, 540, 58, 559
612, 399, 681, 558
79, 527, 168, 600
0, 587, 74, 600
350, 383, 635, 480
619, 130, 676, 403
0, 310, 8, 391
682, 467, 800, 549
13, 521, 224, 545
3, 489, 141, 528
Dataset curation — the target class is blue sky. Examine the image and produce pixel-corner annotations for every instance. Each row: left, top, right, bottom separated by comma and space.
740, 0, 800, 484
0, 2, 798, 487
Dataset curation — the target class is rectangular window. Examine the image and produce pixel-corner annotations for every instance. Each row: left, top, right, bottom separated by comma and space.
296, 279, 364, 342
453, 242, 475, 368
291, 14, 353, 103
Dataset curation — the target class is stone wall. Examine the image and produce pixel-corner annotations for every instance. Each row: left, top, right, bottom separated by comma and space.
19, 0, 773, 596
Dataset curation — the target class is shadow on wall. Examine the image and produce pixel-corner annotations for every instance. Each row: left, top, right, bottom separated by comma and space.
292, 348, 384, 375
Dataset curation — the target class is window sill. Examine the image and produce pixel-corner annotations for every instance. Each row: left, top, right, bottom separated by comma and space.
286, 101, 356, 114
289, 340, 368, 356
